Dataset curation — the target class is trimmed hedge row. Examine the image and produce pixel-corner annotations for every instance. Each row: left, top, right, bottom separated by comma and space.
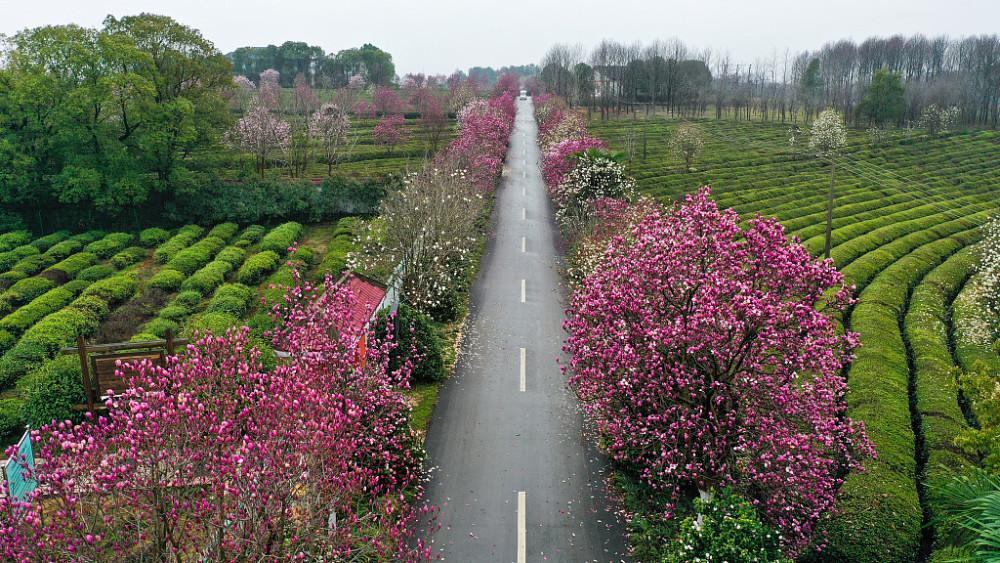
0, 277, 56, 316
0, 245, 40, 274
233, 225, 266, 248
43, 239, 84, 261
44, 251, 100, 280
237, 251, 281, 286
903, 245, 980, 554
215, 246, 247, 269
207, 222, 239, 241
0, 283, 90, 354
147, 269, 186, 292
0, 231, 31, 252
28, 231, 70, 252
110, 246, 148, 270
84, 232, 134, 259
163, 236, 226, 276
812, 233, 977, 563
206, 283, 254, 317
152, 225, 205, 264
180, 260, 232, 296
316, 217, 358, 280
258, 222, 304, 256
139, 227, 171, 247
77, 265, 115, 282
0, 274, 138, 390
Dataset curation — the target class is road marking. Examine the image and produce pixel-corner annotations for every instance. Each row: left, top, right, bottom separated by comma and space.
521, 279, 526, 303
518, 491, 526, 562
522, 237, 526, 252
522, 186, 526, 195
520, 348, 526, 392
522, 208, 526, 220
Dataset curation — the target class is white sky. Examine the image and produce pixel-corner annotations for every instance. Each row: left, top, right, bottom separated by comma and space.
2, 0, 999, 76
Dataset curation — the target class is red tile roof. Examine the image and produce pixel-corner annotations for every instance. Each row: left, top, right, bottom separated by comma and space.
339, 272, 388, 330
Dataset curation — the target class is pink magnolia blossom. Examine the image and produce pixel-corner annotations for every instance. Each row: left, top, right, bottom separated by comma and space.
564, 187, 874, 555
227, 106, 290, 177
373, 113, 408, 155
0, 271, 435, 561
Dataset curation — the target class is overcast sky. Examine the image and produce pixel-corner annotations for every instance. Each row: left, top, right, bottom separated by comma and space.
3, 0, 999, 77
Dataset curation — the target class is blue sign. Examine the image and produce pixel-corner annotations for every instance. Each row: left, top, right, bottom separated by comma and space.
3, 427, 36, 507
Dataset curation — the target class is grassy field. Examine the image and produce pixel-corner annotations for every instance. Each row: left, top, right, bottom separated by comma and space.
587, 114, 1000, 562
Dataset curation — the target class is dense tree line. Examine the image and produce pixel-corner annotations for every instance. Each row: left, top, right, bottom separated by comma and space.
229, 42, 395, 88
540, 34, 1000, 127
467, 64, 539, 87
0, 14, 234, 214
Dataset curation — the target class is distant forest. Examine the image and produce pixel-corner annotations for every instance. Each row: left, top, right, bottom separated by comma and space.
537, 34, 1000, 127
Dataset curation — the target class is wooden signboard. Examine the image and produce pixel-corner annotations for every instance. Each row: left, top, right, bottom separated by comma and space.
90, 350, 166, 399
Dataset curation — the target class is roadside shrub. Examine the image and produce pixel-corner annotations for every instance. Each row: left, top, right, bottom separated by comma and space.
147, 269, 185, 292
207, 222, 239, 241
76, 265, 115, 282
215, 246, 247, 269
110, 246, 148, 269
377, 302, 446, 384
139, 227, 171, 247
17, 355, 85, 431
258, 222, 304, 256
237, 251, 280, 286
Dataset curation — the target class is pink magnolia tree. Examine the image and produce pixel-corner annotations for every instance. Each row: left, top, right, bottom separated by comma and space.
0, 274, 434, 562
311, 103, 351, 175
374, 85, 407, 115
542, 136, 609, 188
440, 95, 515, 194
563, 187, 874, 555
373, 113, 408, 155
227, 105, 290, 178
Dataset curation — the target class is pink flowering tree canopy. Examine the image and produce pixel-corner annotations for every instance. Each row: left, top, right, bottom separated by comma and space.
0, 271, 434, 561
310, 103, 351, 174
373, 113, 408, 155
563, 187, 874, 555
227, 105, 290, 177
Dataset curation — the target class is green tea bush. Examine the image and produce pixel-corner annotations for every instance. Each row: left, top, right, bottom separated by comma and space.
0, 398, 24, 442
153, 226, 204, 264
110, 246, 148, 269
0, 246, 39, 272
143, 318, 179, 338
215, 246, 247, 269
139, 227, 171, 247
207, 222, 239, 241
258, 222, 304, 256
42, 239, 83, 260
147, 269, 185, 292
76, 264, 115, 282
180, 260, 232, 296
233, 224, 266, 248
46, 252, 99, 279
0, 231, 31, 252
84, 232, 133, 258
17, 355, 85, 431
237, 251, 280, 286
206, 284, 254, 317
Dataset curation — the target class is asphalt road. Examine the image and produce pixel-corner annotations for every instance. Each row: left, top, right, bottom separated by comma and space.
419, 97, 630, 562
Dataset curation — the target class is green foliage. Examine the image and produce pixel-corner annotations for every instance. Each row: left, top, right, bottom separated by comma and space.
206, 283, 254, 317
259, 222, 305, 256
46, 251, 99, 279
28, 231, 69, 252
173, 290, 204, 309
0, 398, 24, 442
163, 236, 226, 275
43, 239, 84, 260
76, 264, 115, 282
207, 222, 239, 241
233, 224, 266, 247
930, 468, 1000, 562
18, 355, 85, 430
0, 245, 39, 273
0, 231, 31, 252
159, 305, 192, 322
84, 232, 134, 258
663, 490, 791, 563
143, 318, 179, 338
147, 268, 185, 292
0, 286, 83, 344
857, 69, 907, 127
215, 246, 247, 269
237, 250, 281, 286
110, 246, 148, 269
187, 312, 240, 336
318, 236, 356, 280
81, 275, 138, 304
180, 260, 232, 296
139, 227, 171, 247
153, 225, 204, 264
376, 303, 446, 384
